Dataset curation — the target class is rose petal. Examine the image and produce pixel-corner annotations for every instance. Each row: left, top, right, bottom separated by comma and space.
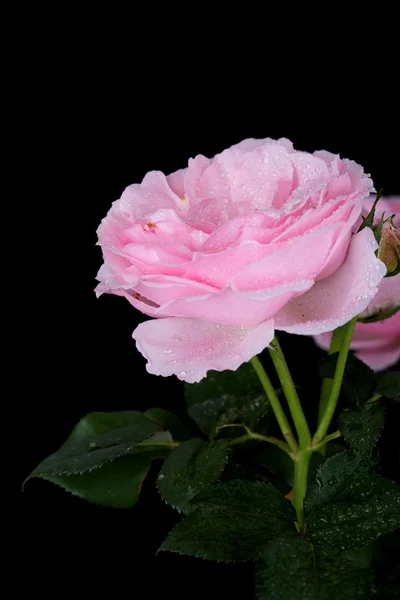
201, 212, 280, 253
314, 150, 346, 177
313, 307, 400, 372
343, 159, 374, 197
123, 208, 208, 252
232, 225, 341, 291
274, 227, 386, 334
133, 317, 275, 382
95, 262, 140, 296
133, 275, 218, 306
290, 152, 330, 191
273, 197, 350, 243
154, 279, 314, 325
354, 342, 400, 371
118, 173, 183, 219
193, 141, 294, 214
359, 274, 400, 320
184, 155, 211, 199
313, 331, 331, 351
230, 143, 294, 210
317, 200, 363, 280
325, 172, 353, 200
167, 168, 186, 198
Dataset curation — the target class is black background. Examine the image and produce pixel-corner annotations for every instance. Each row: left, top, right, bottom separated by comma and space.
17, 35, 399, 598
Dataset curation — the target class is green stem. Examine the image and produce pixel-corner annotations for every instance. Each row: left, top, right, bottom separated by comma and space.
366, 393, 382, 404
313, 317, 357, 445
250, 433, 293, 455
250, 356, 298, 454
310, 430, 341, 452
317, 324, 349, 425
230, 430, 294, 457
269, 337, 311, 448
293, 449, 312, 529
229, 433, 252, 446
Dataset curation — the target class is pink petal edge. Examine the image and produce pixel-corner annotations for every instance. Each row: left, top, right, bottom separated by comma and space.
355, 344, 400, 371
132, 317, 275, 383
274, 228, 386, 335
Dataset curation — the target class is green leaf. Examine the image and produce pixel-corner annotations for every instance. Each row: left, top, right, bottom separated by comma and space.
27, 411, 163, 478
319, 354, 375, 405
358, 190, 382, 232
305, 451, 377, 513
184, 362, 270, 436
160, 480, 295, 561
26, 411, 176, 508
376, 371, 400, 401
157, 438, 229, 513
339, 403, 385, 455
44, 450, 164, 508
63, 410, 158, 442
144, 408, 194, 440
373, 211, 387, 245
307, 478, 400, 550
256, 536, 372, 599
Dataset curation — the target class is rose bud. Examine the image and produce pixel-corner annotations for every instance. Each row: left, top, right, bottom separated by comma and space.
377, 220, 400, 276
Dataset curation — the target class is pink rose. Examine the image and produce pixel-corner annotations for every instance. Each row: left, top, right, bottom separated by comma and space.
314, 196, 400, 371
96, 138, 385, 383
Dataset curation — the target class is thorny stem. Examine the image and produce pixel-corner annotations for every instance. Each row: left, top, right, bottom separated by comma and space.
250, 356, 299, 454
269, 337, 312, 448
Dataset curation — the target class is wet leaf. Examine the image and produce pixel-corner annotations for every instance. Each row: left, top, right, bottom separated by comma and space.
160, 480, 295, 561
307, 478, 400, 550
27, 411, 163, 477
26, 411, 172, 508
256, 536, 372, 599
339, 403, 385, 455
157, 438, 229, 513
305, 451, 378, 513
44, 451, 164, 508
185, 362, 270, 436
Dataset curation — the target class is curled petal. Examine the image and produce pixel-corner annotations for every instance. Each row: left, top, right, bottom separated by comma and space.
274, 228, 386, 335
154, 280, 314, 326
133, 317, 275, 383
